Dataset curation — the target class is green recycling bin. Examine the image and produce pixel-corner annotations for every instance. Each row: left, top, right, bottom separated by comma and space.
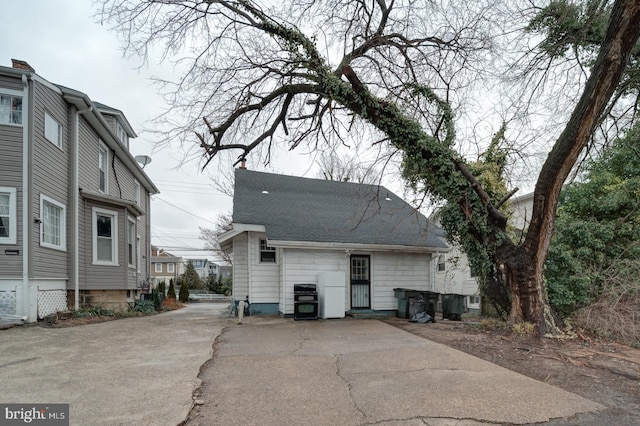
442, 294, 464, 321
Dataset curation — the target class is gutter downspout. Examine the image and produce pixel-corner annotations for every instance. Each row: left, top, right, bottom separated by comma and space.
21, 74, 30, 321
73, 105, 93, 310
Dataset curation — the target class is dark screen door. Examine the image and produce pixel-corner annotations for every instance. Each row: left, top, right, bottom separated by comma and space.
350, 255, 370, 308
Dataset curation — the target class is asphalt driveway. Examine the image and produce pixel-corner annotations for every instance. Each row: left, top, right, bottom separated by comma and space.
1, 305, 603, 425
189, 318, 603, 425
0, 303, 227, 426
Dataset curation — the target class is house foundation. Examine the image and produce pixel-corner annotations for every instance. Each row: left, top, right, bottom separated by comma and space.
67, 290, 137, 312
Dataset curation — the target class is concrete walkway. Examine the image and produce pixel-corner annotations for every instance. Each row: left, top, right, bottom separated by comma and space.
1, 306, 604, 425
0, 303, 227, 426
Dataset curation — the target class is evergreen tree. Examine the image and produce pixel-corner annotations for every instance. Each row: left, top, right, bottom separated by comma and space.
183, 261, 203, 289
178, 281, 190, 303
167, 278, 176, 299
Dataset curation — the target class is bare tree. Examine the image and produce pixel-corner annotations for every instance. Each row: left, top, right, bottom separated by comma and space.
98, 0, 640, 334
199, 212, 233, 265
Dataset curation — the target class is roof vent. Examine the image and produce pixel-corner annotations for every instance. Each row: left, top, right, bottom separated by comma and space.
11, 59, 35, 72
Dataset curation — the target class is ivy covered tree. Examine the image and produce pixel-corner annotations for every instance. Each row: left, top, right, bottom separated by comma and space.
98, 0, 640, 334
546, 123, 640, 316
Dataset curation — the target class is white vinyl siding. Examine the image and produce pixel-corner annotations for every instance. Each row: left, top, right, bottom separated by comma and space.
40, 194, 66, 251
92, 207, 118, 266
372, 252, 430, 310
0, 187, 17, 244
281, 249, 345, 314
98, 142, 108, 193
0, 92, 22, 125
44, 111, 62, 148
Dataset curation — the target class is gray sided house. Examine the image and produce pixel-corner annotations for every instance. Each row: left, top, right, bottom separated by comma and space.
0, 59, 159, 322
218, 169, 449, 317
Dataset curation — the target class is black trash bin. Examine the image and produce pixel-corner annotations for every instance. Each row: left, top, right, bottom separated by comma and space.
420, 291, 439, 323
393, 288, 422, 319
442, 294, 464, 321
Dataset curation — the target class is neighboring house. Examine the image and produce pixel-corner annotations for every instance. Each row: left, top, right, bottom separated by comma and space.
218, 265, 232, 280
187, 258, 216, 281
0, 59, 159, 322
150, 246, 184, 286
218, 169, 449, 316
433, 191, 535, 312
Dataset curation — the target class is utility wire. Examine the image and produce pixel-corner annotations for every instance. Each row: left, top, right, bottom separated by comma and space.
152, 196, 217, 224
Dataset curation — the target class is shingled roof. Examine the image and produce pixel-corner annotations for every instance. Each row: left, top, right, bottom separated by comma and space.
231, 169, 447, 249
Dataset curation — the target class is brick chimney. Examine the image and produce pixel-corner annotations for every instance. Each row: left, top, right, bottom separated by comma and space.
11, 59, 35, 72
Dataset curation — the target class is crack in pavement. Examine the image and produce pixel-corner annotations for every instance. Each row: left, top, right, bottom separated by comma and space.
334, 353, 367, 422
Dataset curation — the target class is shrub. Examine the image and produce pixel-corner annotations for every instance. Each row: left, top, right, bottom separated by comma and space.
178, 284, 189, 303
73, 307, 115, 317
158, 281, 166, 295
133, 299, 156, 314
167, 279, 177, 299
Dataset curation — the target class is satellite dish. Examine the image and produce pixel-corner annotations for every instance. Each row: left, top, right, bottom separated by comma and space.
135, 155, 152, 169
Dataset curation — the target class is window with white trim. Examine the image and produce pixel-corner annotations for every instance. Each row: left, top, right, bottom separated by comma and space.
167, 263, 175, 273
92, 208, 118, 265
44, 112, 62, 148
155, 263, 162, 273
437, 255, 445, 272
134, 180, 140, 205
259, 239, 276, 263
127, 217, 136, 268
40, 195, 66, 250
98, 143, 108, 194
0, 93, 22, 125
0, 187, 17, 244
117, 122, 128, 147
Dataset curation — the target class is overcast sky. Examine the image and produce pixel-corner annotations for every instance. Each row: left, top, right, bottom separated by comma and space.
2, 0, 316, 261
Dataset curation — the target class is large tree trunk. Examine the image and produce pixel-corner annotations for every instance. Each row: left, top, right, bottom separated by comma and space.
487, 0, 640, 334
494, 242, 557, 334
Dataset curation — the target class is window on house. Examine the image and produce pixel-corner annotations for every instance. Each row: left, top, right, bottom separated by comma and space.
137, 235, 141, 273
0, 187, 17, 244
155, 263, 162, 273
40, 195, 66, 250
168, 263, 175, 273
127, 217, 136, 268
98, 143, 108, 193
470, 267, 478, 278
259, 239, 276, 263
116, 122, 128, 147
468, 295, 481, 305
44, 112, 62, 148
93, 208, 118, 265
134, 180, 140, 205
0, 93, 22, 125
437, 256, 445, 272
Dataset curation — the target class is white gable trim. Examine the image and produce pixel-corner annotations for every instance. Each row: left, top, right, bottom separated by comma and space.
218, 223, 266, 245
